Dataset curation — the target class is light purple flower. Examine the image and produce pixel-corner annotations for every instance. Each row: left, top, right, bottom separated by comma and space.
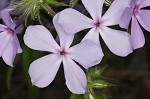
0, 0, 24, 34
120, 0, 150, 49
23, 14, 103, 94
0, 11, 22, 67
57, 0, 133, 57
0, 0, 9, 12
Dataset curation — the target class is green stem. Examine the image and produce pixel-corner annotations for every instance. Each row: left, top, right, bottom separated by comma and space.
41, 4, 56, 16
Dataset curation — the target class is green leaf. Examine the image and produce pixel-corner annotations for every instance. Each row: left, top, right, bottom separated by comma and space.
69, 0, 78, 8
87, 65, 108, 78
104, 0, 112, 6
44, 0, 69, 6
7, 68, 15, 89
94, 94, 107, 99
70, 94, 84, 99
6, 55, 20, 89
89, 80, 114, 89
22, 45, 40, 99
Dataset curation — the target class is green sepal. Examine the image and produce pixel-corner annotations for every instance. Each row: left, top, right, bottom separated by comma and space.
89, 80, 114, 89
87, 65, 108, 78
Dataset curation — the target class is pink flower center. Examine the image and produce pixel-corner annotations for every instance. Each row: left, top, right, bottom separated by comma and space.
95, 21, 101, 27
94, 19, 103, 29
60, 50, 67, 56
134, 4, 139, 15
5, 27, 14, 35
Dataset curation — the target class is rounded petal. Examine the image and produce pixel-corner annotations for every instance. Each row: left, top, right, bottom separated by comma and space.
24, 25, 60, 53
68, 40, 103, 69
14, 35, 22, 53
0, 24, 7, 31
53, 13, 74, 50
29, 54, 62, 88
2, 36, 18, 67
0, 31, 10, 56
81, 28, 100, 45
131, 16, 145, 49
136, 10, 150, 32
102, 0, 131, 26
81, 0, 104, 20
63, 57, 86, 94
0, 11, 16, 29
58, 8, 94, 34
119, 7, 133, 29
0, 0, 9, 11
100, 27, 133, 57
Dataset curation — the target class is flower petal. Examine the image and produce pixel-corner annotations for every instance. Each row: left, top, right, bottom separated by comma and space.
100, 27, 133, 56
2, 36, 17, 67
102, 0, 131, 26
63, 57, 86, 94
131, 16, 145, 49
81, 0, 104, 20
58, 8, 94, 34
119, 7, 133, 29
29, 54, 62, 88
0, 11, 16, 29
24, 25, 60, 53
136, 10, 150, 32
68, 40, 103, 69
130, 0, 137, 8
0, 0, 9, 11
14, 35, 22, 53
0, 32, 10, 56
137, 0, 150, 8
0, 24, 7, 31
81, 28, 100, 45
13, 19, 24, 34
53, 13, 74, 50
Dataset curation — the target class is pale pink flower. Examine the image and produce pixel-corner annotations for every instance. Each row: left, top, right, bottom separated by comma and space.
57, 0, 133, 56
23, 14, 103, 94
120, 0, 150, 49
0, 11, 22, 66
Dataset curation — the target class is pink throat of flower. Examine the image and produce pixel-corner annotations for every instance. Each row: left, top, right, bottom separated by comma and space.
134, 4, 140, 15
5, 27, 14, 35
94, 19, 103, 29
60, 50, 67, 56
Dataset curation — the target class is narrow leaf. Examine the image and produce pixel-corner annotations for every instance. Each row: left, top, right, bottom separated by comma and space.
44, 0, 69, 6
89, 80, 114, 89
69, 0, 78, 8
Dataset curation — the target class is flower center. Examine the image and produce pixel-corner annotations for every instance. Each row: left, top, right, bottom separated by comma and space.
60, 50, 66, 56
94, 19, 103, 29
134, 4, 139, 15
5, 27, 14, 35
95, 21, 101, 27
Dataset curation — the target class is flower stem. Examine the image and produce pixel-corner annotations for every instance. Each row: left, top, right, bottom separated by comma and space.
41, 4, 56, 17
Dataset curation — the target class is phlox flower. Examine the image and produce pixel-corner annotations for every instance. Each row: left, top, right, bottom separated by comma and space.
57, 0, 133, 57
0, 11, 22, 66
0, 0, 24, 34
0, 0, 9, 11
120, 0, 150, 49
23, 14, 103, 94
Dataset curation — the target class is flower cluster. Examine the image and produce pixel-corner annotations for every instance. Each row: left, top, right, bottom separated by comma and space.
0, 0, 150, 95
